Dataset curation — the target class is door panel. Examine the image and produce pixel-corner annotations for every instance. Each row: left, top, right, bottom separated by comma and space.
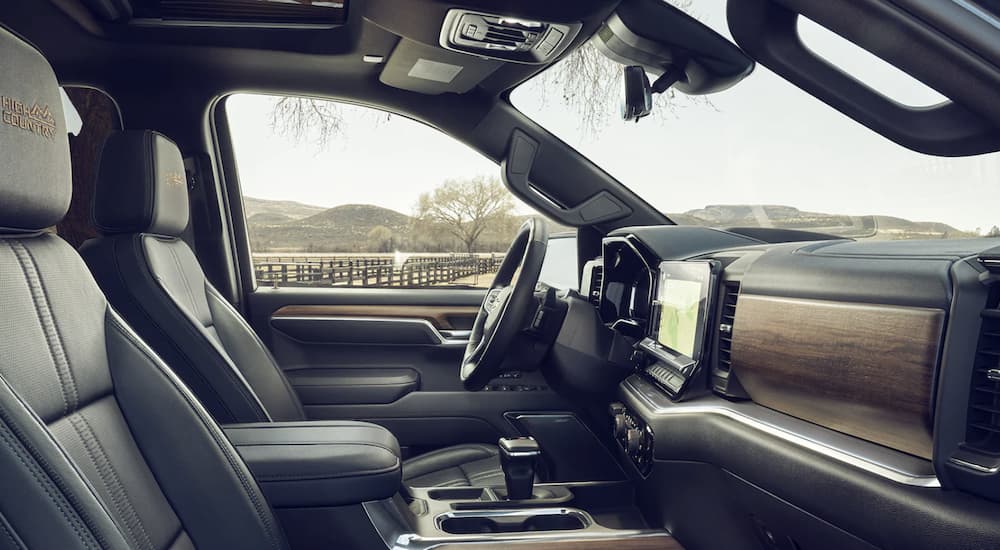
247, 286, 577, 454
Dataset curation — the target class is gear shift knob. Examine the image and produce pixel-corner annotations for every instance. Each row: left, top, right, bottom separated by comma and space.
498, 437, 541, 500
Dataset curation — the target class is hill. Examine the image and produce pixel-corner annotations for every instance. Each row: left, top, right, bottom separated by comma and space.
248, 203, 411, 252
244, 197, 976, 252
668, 204, 972, 239
298, 204, 410, 232
243, 196, 327, 220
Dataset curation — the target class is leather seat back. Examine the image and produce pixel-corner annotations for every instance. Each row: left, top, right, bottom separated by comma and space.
0, 26, 288, 549
81, 132, 305, 424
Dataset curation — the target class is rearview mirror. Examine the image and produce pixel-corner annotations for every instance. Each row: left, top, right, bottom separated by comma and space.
596, 0, 754, 97
621, 66, 652, 122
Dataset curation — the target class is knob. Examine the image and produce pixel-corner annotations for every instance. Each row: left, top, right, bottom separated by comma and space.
608, 402, 627, 416
626, 428, 643, 454
614, 414, 629, 439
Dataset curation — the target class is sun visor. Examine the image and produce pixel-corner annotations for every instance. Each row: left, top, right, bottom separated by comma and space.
379, 38, 503, 95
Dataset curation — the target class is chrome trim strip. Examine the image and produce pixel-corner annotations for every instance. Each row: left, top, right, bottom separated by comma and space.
438, 329, 472, 341
362, 498, 672, 550
434, 507, 591, 531
271, 315, 470, 347
949, 457, 1000, 474
621, 376, 941, 488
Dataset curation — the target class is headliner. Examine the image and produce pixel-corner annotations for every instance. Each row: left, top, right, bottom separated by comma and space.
4, 0, 619, 110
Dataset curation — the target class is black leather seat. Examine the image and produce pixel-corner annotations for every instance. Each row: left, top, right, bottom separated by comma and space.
0, 26, 289, 549
80, 130, 506, 488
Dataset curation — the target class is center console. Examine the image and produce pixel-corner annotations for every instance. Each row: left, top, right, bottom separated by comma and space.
358, 436, 668, 547
226, 423, 677, 549
365, 480, 675, 549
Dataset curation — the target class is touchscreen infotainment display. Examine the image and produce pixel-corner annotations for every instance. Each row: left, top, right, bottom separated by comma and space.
654, 261, 713, 360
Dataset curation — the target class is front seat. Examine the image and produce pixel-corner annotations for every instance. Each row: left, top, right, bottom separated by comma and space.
80, 130, 508, 488
0, 26, 287, 549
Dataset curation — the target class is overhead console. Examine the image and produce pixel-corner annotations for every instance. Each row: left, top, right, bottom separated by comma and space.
439, 10, 580, 63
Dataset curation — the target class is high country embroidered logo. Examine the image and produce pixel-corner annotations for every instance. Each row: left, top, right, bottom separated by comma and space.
1, 95, 57, 140
165, 172, 185, 186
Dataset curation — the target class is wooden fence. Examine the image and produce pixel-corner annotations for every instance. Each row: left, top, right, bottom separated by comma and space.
252, 253, 505, 288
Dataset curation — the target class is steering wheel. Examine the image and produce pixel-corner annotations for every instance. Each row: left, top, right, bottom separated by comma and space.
461, 218, 549, 390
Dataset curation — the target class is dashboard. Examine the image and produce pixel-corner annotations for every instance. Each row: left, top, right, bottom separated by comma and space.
557, 225, 1000, 510
600, 236, 719, 396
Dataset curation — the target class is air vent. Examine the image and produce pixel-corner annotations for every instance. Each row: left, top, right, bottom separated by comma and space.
717, 282, 739, 374
589, 265, 603, 306
440, 10, 580, 64
966, 288, 1000, 453
581, 260, 603, 307
123, 0, 347, 26
712, 281, 748, 399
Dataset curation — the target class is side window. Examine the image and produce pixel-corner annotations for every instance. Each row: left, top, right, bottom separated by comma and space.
538, 233, 579, 291
226, 93, 572, 289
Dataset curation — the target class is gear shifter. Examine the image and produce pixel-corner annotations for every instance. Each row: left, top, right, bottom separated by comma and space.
498, 437, 541, 501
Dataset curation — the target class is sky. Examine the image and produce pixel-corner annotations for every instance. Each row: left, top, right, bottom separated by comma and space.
227, 0, 1000, 234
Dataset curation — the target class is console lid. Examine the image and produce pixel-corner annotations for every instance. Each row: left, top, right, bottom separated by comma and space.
224, 421, 401, 508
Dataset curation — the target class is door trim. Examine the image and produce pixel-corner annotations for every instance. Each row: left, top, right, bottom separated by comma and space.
272, 304, 479, 330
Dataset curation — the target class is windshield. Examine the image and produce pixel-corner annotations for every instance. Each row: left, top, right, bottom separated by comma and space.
510, 0, 1000, 239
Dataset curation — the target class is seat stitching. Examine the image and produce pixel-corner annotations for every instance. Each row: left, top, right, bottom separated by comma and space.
0, 415, 98, 549
7, 241, 74, 415
107, 314, 284, 549
228, 438, 398, 455
20, 244, 82, 414
69, 412, 155, 550
0, 510, 26, 549
20, 243, 81, 413
0, 374, 117, 549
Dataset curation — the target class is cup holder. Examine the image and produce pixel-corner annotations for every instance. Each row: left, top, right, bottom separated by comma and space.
438, 510, 588, 535
427, 487, 487, 501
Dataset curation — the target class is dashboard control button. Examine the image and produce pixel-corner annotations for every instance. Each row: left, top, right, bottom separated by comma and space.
614, 414, 629, 439
626, 428, 643, 454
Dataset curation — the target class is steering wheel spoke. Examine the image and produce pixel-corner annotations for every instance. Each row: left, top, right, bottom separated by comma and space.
460, 219, 549, 390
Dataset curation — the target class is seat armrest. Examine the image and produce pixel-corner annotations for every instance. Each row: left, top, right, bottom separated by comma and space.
224, 421, 401, 508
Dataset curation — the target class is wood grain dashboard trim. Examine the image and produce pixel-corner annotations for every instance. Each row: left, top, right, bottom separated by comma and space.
271, 305, 479, 330
731, 294, 944, 460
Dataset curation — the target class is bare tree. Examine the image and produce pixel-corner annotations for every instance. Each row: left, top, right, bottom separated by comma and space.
413, 176, 516, 253
269, 96, 345, 149
366, 225, 395, 252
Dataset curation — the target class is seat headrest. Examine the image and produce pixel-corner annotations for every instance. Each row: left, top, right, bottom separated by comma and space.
93, 130, 189, 236
0, 27, 72, 233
